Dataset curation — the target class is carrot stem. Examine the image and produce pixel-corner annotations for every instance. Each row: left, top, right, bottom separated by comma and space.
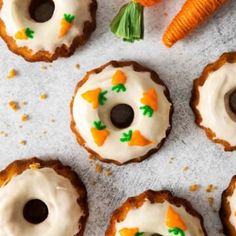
110, 2, 144, 42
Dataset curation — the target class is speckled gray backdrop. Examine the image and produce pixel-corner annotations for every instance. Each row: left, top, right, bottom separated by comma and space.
0, 0, 235, 235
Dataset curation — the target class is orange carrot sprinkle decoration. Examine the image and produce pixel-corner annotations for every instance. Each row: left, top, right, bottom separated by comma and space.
119, 228, 139, 236
91, 120, 110, 146
15, 28, 34, 40
82, 88, 108, 109
140, 88, 158, 117
112, 70, 127, 92
166, 206, 187, 231
82, 88, 101, 109
59, 13, 75, 38
120, 130, 152, 146
162, 0, 226, 47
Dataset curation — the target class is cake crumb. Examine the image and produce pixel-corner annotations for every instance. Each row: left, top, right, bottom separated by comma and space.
89, 154, 96, 160
19, 140, 27, 145
51, 119, 56, 123
189, 184, 200, 192
22, 101, 28, 106
21, 114, 29, 122
41, 65, 47, 70
95, 164, 103, 174
208, 197, 214, 207
0, 131, 8, 137
9, 101, 19, 111
183, 166, 189, 172
75, 64, 80, 69
30, 163, 41, 170
105, 168, 112, 176
39, 93, 48, 100
7, 69, 17, 79
206, 184, 217, 193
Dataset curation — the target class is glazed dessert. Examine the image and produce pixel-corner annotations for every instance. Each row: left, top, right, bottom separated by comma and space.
220, 175, 236, 236
71, 61, 173, 165
105, 190, 208, 236
191, 52, 236, 151
0, 157, 88, 236
0, 0, 97, 62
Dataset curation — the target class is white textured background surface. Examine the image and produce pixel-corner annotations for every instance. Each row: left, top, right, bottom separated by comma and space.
0, 0, 236, 235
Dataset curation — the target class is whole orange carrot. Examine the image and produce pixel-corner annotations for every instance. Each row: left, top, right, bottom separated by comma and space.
163, 0, 226, 47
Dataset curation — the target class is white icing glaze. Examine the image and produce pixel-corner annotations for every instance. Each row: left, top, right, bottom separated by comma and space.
115, 200, 205, 236
197, 63, 236, 146
0, 0, 93, 52
0, 168, 83, 236
72, 65, 172, 163
227, 188, 236, 229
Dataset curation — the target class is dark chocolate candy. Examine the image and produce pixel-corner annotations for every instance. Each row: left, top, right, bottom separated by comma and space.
23, 199, 49, 224
229, 90, 236, 114
110, 104, 134, 129
29, 0, 55, 23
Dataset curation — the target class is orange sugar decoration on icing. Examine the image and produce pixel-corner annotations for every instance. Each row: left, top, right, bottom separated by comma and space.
91, 128, 109, 146
82, 88, 102, 109
59, 14, 75, 38
15, 29, 28, 40
141, 88, 158, 111
119, 228, 139, 236
112, 70, 127, 85
128, 130, 152, 146
91, 121, 110, 146
15, 28, 34, 40
166, 206, 187, 231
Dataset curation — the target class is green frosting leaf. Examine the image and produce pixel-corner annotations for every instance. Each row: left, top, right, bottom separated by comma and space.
140, 105, 154, 117
98, 90, 108, 106
64, 13, 75, 23
110, 2, 144, 42
93, 120, 106, 130
25, 28, 34, 39
112, 84, 126, 93
120, 130, 132, 142
168, 227, 185, 236
135, 232, 144, 236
